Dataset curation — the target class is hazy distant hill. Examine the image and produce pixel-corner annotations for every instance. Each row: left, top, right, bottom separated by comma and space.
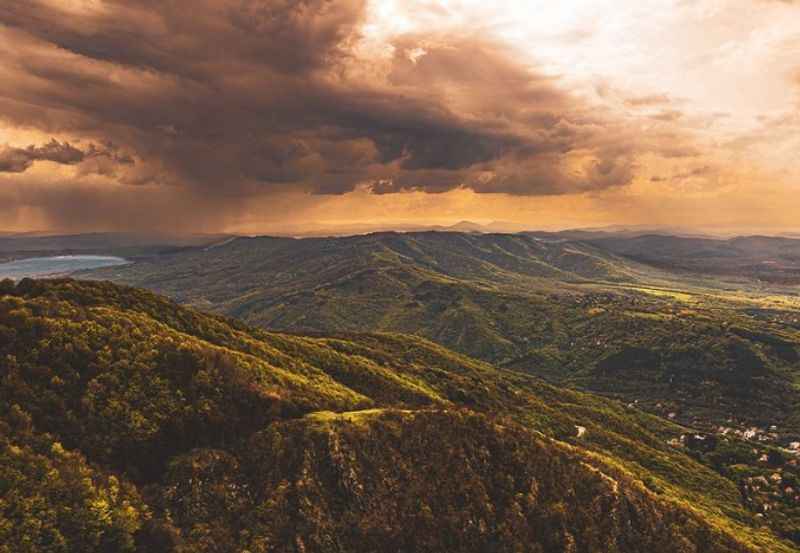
83, 230, 660, 359
85, 230, 655, 300
86, 232, 648, 352
0, 231, 230, 262
589, 234, 800, 284
1, 279, 797, 551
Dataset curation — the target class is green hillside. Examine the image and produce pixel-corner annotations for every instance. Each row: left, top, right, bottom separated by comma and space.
85, 232, 800, 440
1, 279, 799, 551
81, 231, 667, 364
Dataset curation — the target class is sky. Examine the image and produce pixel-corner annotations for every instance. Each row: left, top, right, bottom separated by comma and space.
0, 0, 798, 234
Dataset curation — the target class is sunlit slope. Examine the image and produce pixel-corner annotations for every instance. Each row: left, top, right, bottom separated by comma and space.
0, 279, 796, 551
85, 232, 800, 438
84, 232, 656, 355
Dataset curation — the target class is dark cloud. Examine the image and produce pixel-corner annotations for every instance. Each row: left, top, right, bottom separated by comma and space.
0, 140, 85, 173
0, 138, 134, 175
649, 110, 684, 122
650, 165, 713, 183
624, 94, 672, 107
0, 0, 707, 228
656, 144, 702, 158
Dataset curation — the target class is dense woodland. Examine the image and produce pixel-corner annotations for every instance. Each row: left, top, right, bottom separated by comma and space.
1, 279, 799, 551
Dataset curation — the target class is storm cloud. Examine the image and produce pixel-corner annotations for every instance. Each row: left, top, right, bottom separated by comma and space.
0, 140, 85, 173
0, 0, 704, 206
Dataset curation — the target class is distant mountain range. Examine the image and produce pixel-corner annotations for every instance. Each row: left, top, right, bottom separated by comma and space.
589, 234, 800, 284
238, 221, 723, 238
238, 220, 532, 237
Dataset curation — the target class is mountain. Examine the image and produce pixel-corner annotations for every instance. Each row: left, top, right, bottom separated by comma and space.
82, 231, 655, 353
588, 234, 800, 284
240, 219, 537, 237
522, 225, 719, 242
84, 231, 800, 438
83, 230, 657, 305
1, 278, 798, 551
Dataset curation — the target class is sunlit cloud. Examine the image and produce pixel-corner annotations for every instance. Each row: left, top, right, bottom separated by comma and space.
0, 0, 797, 233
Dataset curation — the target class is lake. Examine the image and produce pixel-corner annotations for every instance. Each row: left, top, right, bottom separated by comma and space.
0, 255, 130, 280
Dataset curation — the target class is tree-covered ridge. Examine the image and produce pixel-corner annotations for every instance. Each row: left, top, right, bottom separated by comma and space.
85, 231, 800, 438
0, 279, 797, 551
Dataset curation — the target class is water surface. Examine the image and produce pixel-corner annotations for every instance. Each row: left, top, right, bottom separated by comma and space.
0, 255, 129, 280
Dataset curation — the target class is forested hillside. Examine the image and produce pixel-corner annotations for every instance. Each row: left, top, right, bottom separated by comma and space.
1, 279, 798, 551
86, 232, 800, 439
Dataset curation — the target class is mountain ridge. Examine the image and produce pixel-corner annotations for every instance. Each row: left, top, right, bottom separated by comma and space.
1, 278, 797, 551
83, 231, 800, 437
